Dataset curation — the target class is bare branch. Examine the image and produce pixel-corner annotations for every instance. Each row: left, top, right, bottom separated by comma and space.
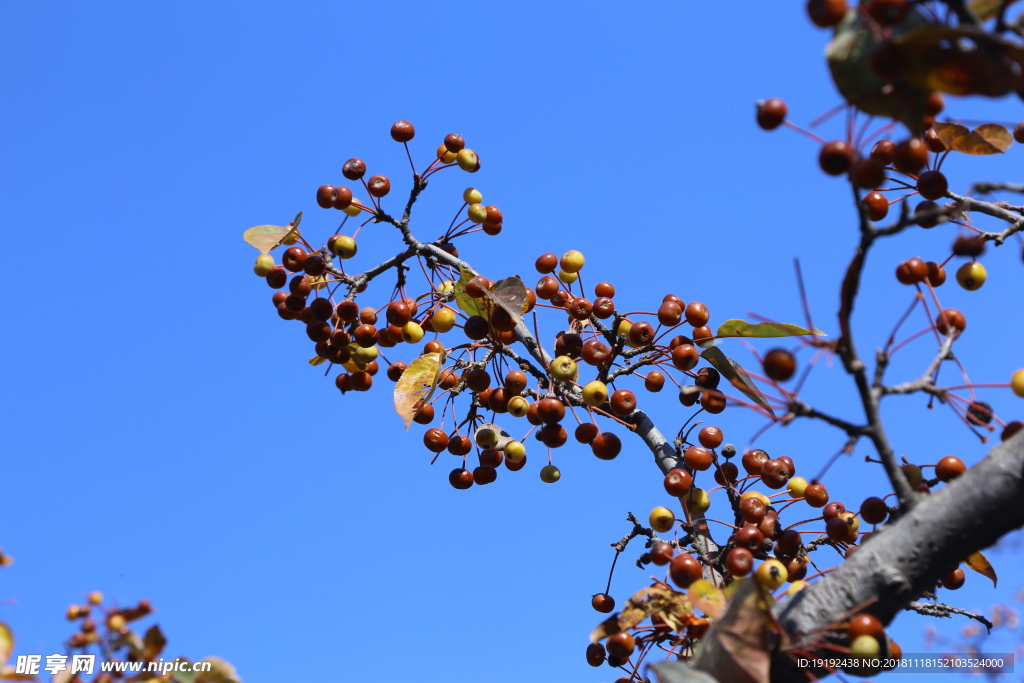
905, 601, 994, 632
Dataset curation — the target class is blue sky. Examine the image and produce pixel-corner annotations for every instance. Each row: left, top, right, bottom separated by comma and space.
2, 3, 1023, 682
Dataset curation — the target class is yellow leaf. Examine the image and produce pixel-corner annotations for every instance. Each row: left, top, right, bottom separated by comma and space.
242, 211, 302, 255
590, 585, 679, 643
965, 551, 997, 586
688, 579, 727, 618
194, 658, 242, 683
393, 353, 442, 430
308, 355, 327, 366
453, 268, 487, 319
969, 0, 1021, 20
0, 623, 11, 668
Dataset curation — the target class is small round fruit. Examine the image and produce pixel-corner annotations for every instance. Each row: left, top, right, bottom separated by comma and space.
803, 482, 829, 507
755, 559, 788, 589
591, 432, 621, 459
644, 370, 666, 393
926, 261, 946, 287
892, 138, 928, 174
1012, 369, 1024, 398
366, 174, 391, 197
807, 0, 848, 27
917, 170, 948, 200
664, 469, 693, 497
686, 487, 711, 516
870, 139, 895, 165
698, 426, 724, 449
332, 235, 358, 259
430, 306, 457, 334
649, 506, 676, 533
650, 541, 675, 566
549, 356, 578, 382
862, 191, 889, 221
254, 254, 275, 276
606, 632, 635, 660
539, 465, 561, 483
585, 643, 605, 667
559, 250, 585, 273
787, 476, 808, 498
848, 613, 884, 639
610, 389, 637, 416
390, 120, 415, 142
956, 261, 987, 291
581, 380, 609, 407
936, 308, 966, 335
456, 149, 479, 172
763, 349, 796, 382
342, 158, 366, 181
684, 445, 713, 471
860, 496, 889, 524
850, 635, 881, 657
819, 140, 854, 176
941, 567, 965, 589
935, 455, 966, 482
725, 548, 754, 577
669, 553, 702, 589
449, 468, 474, 489
591, 593, 615, 613
756, 98, 787, 131
504, 440, 526, 463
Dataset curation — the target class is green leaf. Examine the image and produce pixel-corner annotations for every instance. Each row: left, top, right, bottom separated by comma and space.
453, 268, 487, 319
700, 348, 775, 418
393, 352, 442, 430
715, 319, 825, 339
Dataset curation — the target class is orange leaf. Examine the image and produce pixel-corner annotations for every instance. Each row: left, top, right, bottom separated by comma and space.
965, 551, 997, 586
689, 579, 772, 683
933, 122, 1012, 155
892, 26, 1024, 97
688, 579, 727, 618
590, 584, 686, 643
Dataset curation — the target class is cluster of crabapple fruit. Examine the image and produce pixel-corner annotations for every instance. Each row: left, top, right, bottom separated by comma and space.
582, 444, 999, 674
63, 590, 155, 682
250, 120, 800, 491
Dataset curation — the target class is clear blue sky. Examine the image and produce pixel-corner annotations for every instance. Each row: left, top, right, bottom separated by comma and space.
2, 3, 1023, 682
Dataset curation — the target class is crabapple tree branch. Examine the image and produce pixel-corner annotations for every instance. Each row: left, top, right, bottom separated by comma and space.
905, 601, 994, 631
837, 193, 918, 509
